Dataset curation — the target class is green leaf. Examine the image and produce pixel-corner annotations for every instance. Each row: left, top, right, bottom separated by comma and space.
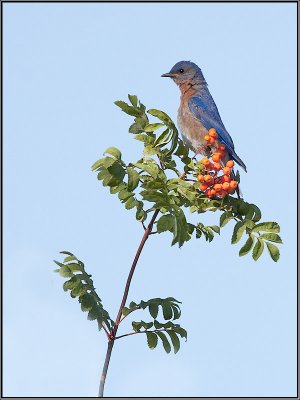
146, 332, 158, 349
166, 330, 180, 354
157, 214, 174, 233
154, 128, 173, 147
259, 233, 283, 244
136, 207, 147, 222
220, 211, 234, 227
210, 225, 220, 234
127, 167, 140, 191
110, 182, 126, 194
173, 326, 187, 340
125, 196, 137, 210
63, 277, 78, 291
237, 201, 249, 216
231, 221, 246, 244
104, 147, 122, 160
118, 189, 134, 201
58, 265, 73, 277
249, 204, 262, 222
252, 222, 280, 233
80, 293, 96, 309
54, 260, 63, 268
129, 118, 148, 134
114, 100, 141, 117
156, 331, 171, 354
142, 321, 154, 330
147, 109, 174, 127
144, 123, 164, 132
107, 163, 125, 185
91, 157, 116, 171
134, 134, 154, 145
162, 304, 173, 320
122, 307, 131, 316
239, 235, 255, 257
63, 255, 77, 263
60, 251, 75, 256
97, 169, 112, 186
171, 305, 181, 320
266, 242, 280, 262
65, 262, 84, 272
128, 94, 138, 108
149, 303, 159, 319
132, 321, 142, 332
166, 129, 179, 155
252, 238, 264, 261
143, 145, 159, 155
134, 162, 159, 179
170, 206, 191, 247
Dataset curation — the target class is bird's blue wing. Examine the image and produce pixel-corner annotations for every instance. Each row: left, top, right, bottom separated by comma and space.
188, 96, 234, 150
188, 96, 247, 171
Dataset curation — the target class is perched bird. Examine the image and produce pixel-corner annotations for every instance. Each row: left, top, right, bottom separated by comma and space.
161, 60, 247, 172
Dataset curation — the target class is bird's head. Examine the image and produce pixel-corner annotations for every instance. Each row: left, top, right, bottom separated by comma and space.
161, 61, 206, 87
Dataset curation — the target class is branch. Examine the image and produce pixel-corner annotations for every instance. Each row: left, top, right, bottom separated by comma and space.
114, 331, 141, 340
98, 208, 160, 397
114, 328, 171, 340
101, 322, 110, 340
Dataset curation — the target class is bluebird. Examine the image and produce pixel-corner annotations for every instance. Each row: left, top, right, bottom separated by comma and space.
161, 61, 247, 172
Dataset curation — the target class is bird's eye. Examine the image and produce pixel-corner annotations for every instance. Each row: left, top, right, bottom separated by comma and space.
179, 68, 184, 73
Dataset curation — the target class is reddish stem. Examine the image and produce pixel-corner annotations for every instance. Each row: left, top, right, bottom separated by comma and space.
98, 209, 160, 397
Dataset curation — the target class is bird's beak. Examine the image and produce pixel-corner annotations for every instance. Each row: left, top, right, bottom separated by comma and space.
161, 72, 176, 78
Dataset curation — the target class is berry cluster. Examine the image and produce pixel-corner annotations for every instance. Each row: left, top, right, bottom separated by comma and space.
197, 128, 239, 198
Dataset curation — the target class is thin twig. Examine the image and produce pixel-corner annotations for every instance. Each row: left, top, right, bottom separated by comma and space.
115, 328, 169, 340
101, 323, 110, 340
114, 331, 141, 340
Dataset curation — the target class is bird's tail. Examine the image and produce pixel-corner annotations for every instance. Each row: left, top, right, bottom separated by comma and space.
230, 150, 247, 173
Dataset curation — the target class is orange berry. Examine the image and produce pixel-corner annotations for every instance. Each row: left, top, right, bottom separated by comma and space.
212, 153, 221, 162
214, 183, 222, 192
226, 160, 234, 168
205, 189, 212, 198
197, 174, 205, 182
214, 151, 226, 159
219, 144, 226, 151
204, 175, 214, 184
222, 175, 231, 183
209, 131, 218, 139
208, 128, 217, 137
213, 162, 221, 171
223, 167, 231, 175
222, 182, 230, 191
204, 135, 210, 141
199, 182, 209, 191
210, 189, 216, 196
229, 180, 238, 189
208, 137, 215, 145
201, 158, 210, 166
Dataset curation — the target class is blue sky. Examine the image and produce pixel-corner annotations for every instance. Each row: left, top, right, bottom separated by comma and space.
3, 2, 297, 397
